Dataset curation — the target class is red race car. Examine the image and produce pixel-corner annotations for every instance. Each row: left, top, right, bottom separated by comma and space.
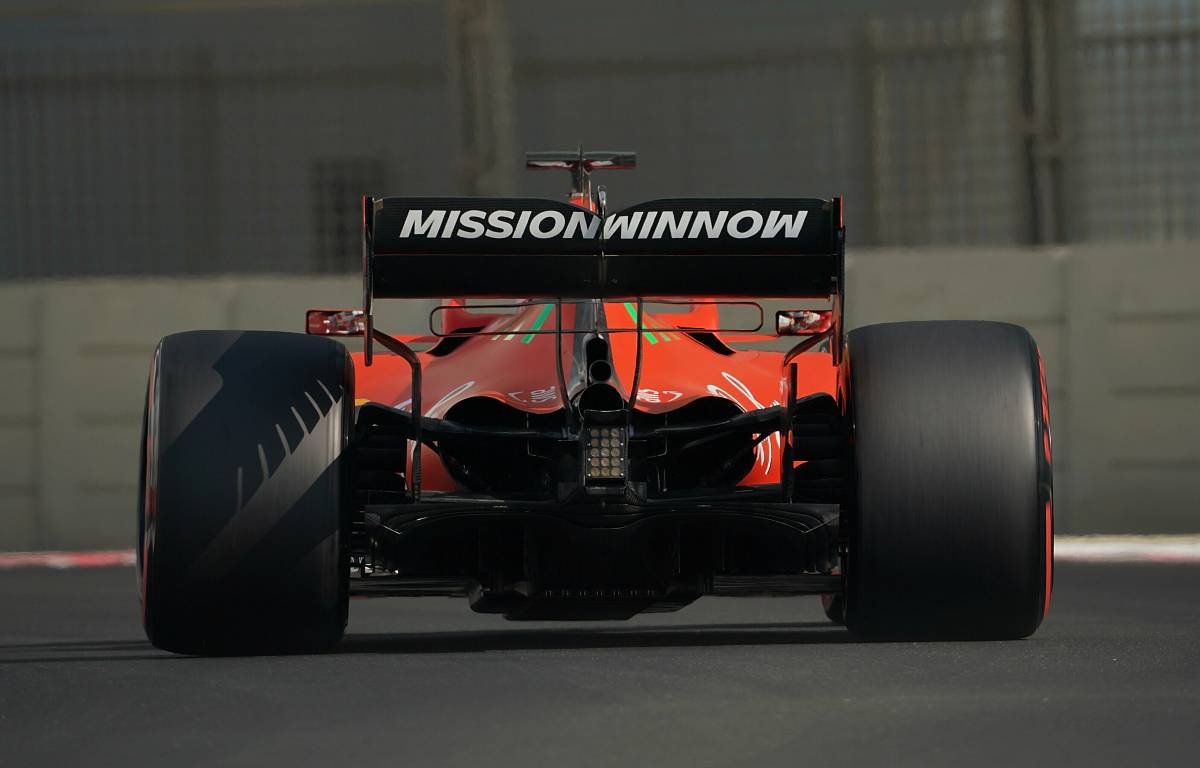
137, 151, 1053, 654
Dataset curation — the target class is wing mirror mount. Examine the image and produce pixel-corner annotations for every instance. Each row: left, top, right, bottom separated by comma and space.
306, 309, 367, 337
775, 309, 833, 336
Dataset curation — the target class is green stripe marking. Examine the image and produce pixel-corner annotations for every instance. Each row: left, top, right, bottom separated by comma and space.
647, 317, 675, 341
623, 302, 658, 344
520, 303, 554, 344
491, 316, 518, 340
499, 319, 526, 341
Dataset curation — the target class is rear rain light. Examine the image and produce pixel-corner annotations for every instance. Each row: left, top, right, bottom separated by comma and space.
307, 309, 367, 337
585, 426, 626, 480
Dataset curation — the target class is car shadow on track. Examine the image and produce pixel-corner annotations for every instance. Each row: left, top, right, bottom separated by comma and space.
0, 623, 851, 663
337, 621, 850, 655
0, 639, 169, 665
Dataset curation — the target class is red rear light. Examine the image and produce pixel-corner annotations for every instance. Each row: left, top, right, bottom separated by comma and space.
306, 309, 367, 336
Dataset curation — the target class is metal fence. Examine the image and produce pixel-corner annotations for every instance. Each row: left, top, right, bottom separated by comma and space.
1074, 0, 1200, 241
0, 0, 1196, 279
867, 4, 1019, 245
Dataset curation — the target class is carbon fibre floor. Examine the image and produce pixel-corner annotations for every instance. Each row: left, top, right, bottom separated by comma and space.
2, 563, 1198, 767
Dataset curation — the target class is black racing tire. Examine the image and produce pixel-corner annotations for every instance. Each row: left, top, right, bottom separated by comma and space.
820, 592, 845, 625
843, 321, 1053, 640
138, 331, 354, 655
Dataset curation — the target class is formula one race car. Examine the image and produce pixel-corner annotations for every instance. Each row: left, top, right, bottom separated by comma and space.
137, 151, 1053, 654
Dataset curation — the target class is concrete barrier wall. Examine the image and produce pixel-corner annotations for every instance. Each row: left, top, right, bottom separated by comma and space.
1, 243, 1197, 549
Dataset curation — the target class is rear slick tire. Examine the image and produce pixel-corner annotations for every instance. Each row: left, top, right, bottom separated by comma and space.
138, 331, 353, 655
843, 321, 1053, 640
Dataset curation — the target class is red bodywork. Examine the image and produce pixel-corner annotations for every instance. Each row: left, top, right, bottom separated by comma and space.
352, 300, 835, 491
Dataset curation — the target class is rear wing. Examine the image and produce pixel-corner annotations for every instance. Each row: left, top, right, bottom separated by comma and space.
357, 195, 845, 480
364, 196, 843, 300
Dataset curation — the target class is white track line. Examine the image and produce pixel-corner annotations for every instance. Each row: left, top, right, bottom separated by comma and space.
2, 537, 1199, 570
1054, 536, 1200, 563
0, 550, 136, 570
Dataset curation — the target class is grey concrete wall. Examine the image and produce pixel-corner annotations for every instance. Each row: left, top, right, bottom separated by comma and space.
1, 242, 1197, 550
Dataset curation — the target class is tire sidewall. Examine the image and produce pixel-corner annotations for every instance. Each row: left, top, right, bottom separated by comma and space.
140, 331, 352, 654
843, 321, 1051, 639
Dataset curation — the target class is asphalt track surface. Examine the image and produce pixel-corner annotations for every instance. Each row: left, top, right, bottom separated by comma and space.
2, 564, 1198, 767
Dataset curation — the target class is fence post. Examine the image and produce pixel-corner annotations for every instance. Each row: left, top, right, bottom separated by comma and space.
1052, 0, 1080, 242
181, 49, 221, 271
1011, 0, 1069, 245
445, 0, 518, 196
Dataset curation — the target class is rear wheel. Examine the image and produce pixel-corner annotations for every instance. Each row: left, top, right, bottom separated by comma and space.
843, 321, 1053, 639
138, 331, 353, 655
820, 593, 845, 624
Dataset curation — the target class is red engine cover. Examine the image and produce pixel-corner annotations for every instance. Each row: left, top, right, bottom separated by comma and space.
352, 301, 835, 490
